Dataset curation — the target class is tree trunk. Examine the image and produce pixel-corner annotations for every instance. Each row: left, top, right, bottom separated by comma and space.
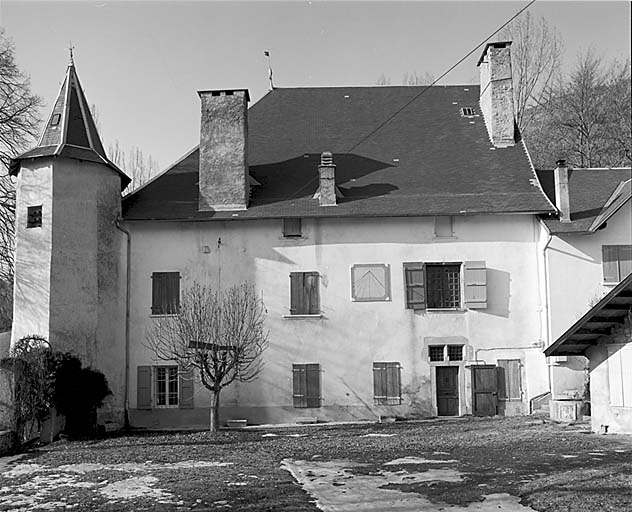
209, 390, 221, 432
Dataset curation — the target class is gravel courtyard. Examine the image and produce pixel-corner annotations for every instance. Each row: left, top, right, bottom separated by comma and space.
0, 416, 630, 511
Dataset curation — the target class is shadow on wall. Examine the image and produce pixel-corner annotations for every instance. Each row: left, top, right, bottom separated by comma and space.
483, 268, 510, 318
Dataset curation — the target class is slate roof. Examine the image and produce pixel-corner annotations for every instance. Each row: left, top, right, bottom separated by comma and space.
10, 64, 130, 189
537, 168, 632, 234
123, 86, 555, 221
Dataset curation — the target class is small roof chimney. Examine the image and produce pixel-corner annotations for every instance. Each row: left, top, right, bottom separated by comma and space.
314, 152, 337, 206
554, 159, 571, 223
477, 41, 516, 148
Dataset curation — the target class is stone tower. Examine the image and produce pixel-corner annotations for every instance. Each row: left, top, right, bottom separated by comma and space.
9, 62, 131, 426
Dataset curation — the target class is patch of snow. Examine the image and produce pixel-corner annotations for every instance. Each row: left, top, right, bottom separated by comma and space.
100, 475, 174, 502
385, 456, 458, 465
262, 433, 278, 437
560, 455, 578, 459
286, 433, 307, 437
361, 433, 397, 437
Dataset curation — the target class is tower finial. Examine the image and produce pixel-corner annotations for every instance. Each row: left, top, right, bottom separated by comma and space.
264, 50, 274, 90
68, 41, 75, 66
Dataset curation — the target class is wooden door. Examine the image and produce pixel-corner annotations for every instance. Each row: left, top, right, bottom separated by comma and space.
471, 365, 498, 416
436, 366, 459, 416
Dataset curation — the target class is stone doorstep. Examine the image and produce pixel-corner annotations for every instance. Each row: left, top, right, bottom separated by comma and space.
296, 417, 318, 425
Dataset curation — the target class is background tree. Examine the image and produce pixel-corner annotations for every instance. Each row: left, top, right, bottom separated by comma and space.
109, 140, 160, 193
500, 12, 563, 133
0, 30, 42, 330
376, 71, 434, 86
146, 282, 269, 432
525, 51, 631, 168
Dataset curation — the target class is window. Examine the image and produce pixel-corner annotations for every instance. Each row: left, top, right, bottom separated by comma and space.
50, 113, 61, 127
289, 272, 320, 315
351, 264, 390, 301
603, 245, 632, 283
136, 365, 193, 410
460, 107, 476, 116
155, 366, 179, 407
607, 344, 632, 407
27, 205, 42, 228
434, 216, 454, 237
373, 362, 402, 405
151, 272, 180, 315
283, 218, 302, 238
292, 364, 321, 408
428, 345, 464, 362
426, 264, 461, 308
497, 359, 522, 400
404, 261, 487, 310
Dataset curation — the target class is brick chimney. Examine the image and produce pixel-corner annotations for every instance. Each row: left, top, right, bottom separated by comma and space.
198, 89, 250, 211
314, 152, 337, 206
477, 41, 516, 147
554, 159, 571, 223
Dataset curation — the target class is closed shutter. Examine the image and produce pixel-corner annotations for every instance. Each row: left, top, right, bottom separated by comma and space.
607, 345, 624, 406
305, 364, 322, 408
404, 263, 426, 310
166, 273, 180, 314
151, 272, 180, 314
137, 366, 152, 410
179, 367, 194, 409
305, 273, 320, 314
283, 218, 302, 237
373, 362, 401, 405
292, 364, 307, 407
290, 272, 319, 315
603, 246, 620, 283
373, 363, 387, 403
497, 359, 521, 400
290, 273, 303, 314
464, 261, 487, 309
619, 246, 632, 280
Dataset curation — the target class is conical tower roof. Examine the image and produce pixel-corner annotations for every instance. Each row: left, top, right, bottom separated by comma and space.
10, 62, 130, 189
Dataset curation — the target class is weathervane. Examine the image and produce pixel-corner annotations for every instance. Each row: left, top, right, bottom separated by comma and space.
68, 41, 75, 66
264, 50, 274, 90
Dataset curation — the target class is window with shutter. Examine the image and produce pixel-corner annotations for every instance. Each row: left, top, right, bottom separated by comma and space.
283, 218, 302, 238
426, 264, 461, 308
292, 363, 321, 408
497, 359, 522, 400
155, 366, 179, 407
403, 263, 426, 309
289, 272, 320, 315
373, 362, 402, 405
603, 245, 632, 283
151, 272, 180, 315
351, 264, 390, 301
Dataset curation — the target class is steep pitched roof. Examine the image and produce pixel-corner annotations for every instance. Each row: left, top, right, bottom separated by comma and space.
537, 168, 632, 234
123, 86, 554, 221
9, 64, 130, 189
544, 273, 632, 357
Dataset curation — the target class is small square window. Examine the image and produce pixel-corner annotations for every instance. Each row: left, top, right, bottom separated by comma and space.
27, 206, 42, 228
461, 107, 476, 116
447, 345, 463, 361
434, 216, 454, 237
50, 113, 62, 127
429, 345, 445, 362
283, 218, 302, 238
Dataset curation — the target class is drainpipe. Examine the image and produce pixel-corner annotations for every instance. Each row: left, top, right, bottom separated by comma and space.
542, 232, 553, 395
116, 219, 131, 430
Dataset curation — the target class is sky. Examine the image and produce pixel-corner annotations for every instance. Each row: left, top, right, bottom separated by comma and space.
0, 1, 630, 171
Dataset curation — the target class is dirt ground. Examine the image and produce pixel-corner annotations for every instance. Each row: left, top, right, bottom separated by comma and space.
0, 415, 630, 511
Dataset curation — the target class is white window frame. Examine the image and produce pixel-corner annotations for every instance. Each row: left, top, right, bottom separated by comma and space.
154, 366, 179, 408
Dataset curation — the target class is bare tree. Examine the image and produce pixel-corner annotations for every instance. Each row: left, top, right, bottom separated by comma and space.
0, 30, 42, 328
146, 282, 269, 432
376, 73, 391, 86
501, 12, 563, 132
402, 71, 435, 86
526, 51, 631, 168
109, 140, 160, 193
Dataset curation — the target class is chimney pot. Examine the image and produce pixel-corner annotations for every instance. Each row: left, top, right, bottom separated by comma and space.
554, 159, 571, 223
315, 152, 337, 207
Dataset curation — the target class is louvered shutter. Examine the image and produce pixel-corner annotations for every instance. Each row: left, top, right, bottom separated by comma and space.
464, 261, 487, 309
137, 366, 152, 409
290, 273, 303, 314
373, 363, 387, 404
498, 359, 521, 400
305, 273, 320, 314
404, 264, 426, 309
305, 363, 322, 408
166, 273, 180, 314
292, 364, 307, 407
179, 367, 194, 409
603, 246, 620, 283
151, 273, 163, 314
619, 246, 632, 280
607, 346, 624, 407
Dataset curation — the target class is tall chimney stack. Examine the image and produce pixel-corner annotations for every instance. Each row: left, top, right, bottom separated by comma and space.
315, 152, 337, 206
198, 89, 250, 211
477, 41, 516, 147
554, 159, 571, 223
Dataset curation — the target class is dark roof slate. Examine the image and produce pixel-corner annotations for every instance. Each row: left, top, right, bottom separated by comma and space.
537, 168, 632, 234
123, 86, 554, 220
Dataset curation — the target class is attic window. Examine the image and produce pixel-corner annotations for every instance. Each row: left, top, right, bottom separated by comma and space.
50, 114, 61, 127
461, 107, 476, 116
27, 205, 42, 228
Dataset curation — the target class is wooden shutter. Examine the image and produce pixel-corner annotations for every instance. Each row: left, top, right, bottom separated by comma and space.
603, 246, 620, 283
137, 366, 152, 410
179, 367, 194, 409
290, 272, 319, 315
619, 246, 632, 280
386, 363, 401, 405
305, 273, 320, 314
464, 261, 487, 309
305, 364, 321, 408
166, 273, 180, 314
293, 364, 311, 408
151, 272, 180, 314
373, 363, 387, 404
290, 273, 303, 314
404, 263, 426, 309
607, 345, 624, 406
283, 218, 302, 237
497, 359, 521, 400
